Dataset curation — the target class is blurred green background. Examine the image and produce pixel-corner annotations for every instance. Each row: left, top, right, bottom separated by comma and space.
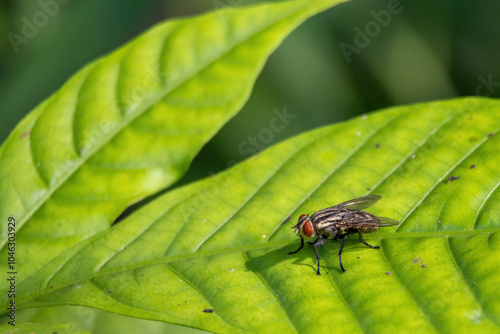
1, 0, 500, 332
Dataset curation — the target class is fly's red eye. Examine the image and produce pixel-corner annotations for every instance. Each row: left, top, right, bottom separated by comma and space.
303, 220, 314, 237
299, 214, 307, 220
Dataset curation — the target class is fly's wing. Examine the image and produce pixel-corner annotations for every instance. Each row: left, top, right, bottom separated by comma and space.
339, 211, 380, 228
340, 212, 399, 228
376, 216, 400, 227
334, 195, 382, 211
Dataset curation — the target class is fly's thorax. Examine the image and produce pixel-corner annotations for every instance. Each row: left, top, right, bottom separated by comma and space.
310, 207, 346, 224
312, 220, 340, 239
323, 226, 339, 239
315, 220, 338, 230
310, 208, 345, 237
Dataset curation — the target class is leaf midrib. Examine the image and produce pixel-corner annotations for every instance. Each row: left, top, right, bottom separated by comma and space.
9, 227, 499, 313
2, 3, 314, 251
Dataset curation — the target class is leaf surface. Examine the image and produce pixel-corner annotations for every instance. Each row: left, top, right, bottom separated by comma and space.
0, 0, 343, 291
16, 305, 205, 334
4, 98, 500, 333
0, 322, 87, 334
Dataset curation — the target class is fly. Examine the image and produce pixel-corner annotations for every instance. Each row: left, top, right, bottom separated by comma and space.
288, 195, 399, 275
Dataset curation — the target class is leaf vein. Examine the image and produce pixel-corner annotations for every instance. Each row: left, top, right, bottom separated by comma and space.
6, 6, 312, 250
241, 251, 298, 333
472, 179, 500, 229
320, 256, 365, 333
267, 112, 404, 241
366, 114, 456, 196
444, 238, 500, 327
11, 229, 500, 311
396, 132, 497, 230
167, 263, 248, 331
379, 242, 440, 332
190, 135, 320, 253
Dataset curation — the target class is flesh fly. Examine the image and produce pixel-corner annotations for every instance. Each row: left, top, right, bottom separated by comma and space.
289, 195, 399, 275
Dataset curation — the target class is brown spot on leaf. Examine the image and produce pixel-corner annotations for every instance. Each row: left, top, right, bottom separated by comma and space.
20, 131, 31, 138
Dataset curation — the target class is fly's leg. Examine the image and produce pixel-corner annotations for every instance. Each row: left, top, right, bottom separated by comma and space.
313, 237, 327, 275
288, 238, 304, 255
338, 234, 348, 273
358, 232, 380, 249
308, 237, 320, 245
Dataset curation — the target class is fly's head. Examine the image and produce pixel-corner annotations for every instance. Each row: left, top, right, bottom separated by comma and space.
291, 214, 315, 239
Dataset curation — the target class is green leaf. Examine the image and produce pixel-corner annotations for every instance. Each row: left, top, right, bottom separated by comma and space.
0, 322, 87, 334
16, 305, 206, 334
4, 98, 500, 333
0, 0, 344, 293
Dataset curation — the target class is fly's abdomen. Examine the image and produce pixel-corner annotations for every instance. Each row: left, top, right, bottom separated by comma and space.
358, 225, 379, 233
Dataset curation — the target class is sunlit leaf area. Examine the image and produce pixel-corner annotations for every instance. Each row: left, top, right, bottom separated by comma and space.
1, 0, 499, 333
